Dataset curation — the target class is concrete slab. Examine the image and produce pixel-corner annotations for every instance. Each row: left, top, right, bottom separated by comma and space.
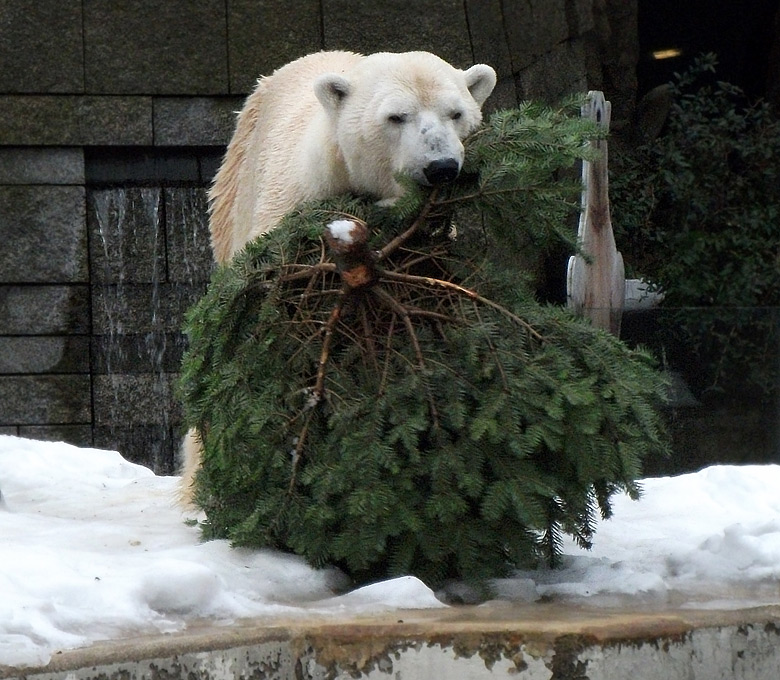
4, 601, 780, 679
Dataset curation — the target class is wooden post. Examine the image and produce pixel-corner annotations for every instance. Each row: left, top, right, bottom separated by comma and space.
566, 91, 625, 336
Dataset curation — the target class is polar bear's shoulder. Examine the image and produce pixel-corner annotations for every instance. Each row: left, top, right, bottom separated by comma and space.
270, 50, 365, 78
209, 51, 363, 262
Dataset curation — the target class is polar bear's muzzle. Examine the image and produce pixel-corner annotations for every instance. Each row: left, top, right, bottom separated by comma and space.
423, 158, 460, 185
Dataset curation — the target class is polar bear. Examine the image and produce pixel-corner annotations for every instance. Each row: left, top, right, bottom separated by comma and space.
208, 50, 497, 263
180, 51, 496, 503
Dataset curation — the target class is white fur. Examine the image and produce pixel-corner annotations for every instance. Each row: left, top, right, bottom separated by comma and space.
208, 50, 496, 263
181, 51, 496, 504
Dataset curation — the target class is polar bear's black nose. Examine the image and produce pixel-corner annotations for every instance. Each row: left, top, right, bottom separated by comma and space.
423, 159, 460, 185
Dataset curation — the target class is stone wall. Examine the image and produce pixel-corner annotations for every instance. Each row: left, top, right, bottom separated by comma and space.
0, 0, 638, 472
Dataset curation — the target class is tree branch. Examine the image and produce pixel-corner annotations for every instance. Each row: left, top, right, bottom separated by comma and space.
375, 187, 441, 261
372, 286, 440, 429
378, 270, 544, 341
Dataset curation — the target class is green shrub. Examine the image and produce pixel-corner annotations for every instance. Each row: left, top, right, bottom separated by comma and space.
179, 102, 669, 588
611, 54, 780, 395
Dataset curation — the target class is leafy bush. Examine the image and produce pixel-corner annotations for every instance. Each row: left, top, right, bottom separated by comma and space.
611, 54, 780, 395
179, 102, 669, 588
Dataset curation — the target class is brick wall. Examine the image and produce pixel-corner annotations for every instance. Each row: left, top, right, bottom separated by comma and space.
0, 0, 636, 472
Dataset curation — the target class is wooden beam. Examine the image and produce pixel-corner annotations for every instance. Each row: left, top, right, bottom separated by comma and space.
567, 91, 625, 336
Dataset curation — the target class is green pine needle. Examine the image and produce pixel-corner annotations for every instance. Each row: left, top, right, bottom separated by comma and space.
179, 103, 669, 588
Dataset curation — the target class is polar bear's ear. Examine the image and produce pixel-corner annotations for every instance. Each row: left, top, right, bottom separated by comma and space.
315, 74, 352, 113
464, 64, 497, 107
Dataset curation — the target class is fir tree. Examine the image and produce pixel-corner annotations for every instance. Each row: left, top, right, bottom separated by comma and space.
179, 99, 669, 588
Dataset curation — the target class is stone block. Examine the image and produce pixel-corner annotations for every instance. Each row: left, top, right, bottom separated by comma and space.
83, 0, 229, 94
92, 373, 181, 427
466, 0, 513, 77
153, 96, 243, 146
85, 148, 200, 186
77, 96, 154, 145
0, 186, 87, 283
565, 0, 596, 36
227, 0, 322, 94
92, 424, 177, 474
0, 96, 153, 146
199, 151, 226, 186
464, 1, 519, 111
595, 0, 638, 128
87, 188, 165, 285
0, 285, 89, 334
486, 78, 520, 111
0, 148, 84, 185
517, 40, 589, 103
322, 0, 472, 68
91, 283, 206, 335
0, 426, 19, 436
164, 188, 214, 284
0, 0, 84, 93
0, 337, 90, 374
503, 0, 570, 71
0, 375, 91, 425
91, 333, 188, 375
18, 424, 93, 448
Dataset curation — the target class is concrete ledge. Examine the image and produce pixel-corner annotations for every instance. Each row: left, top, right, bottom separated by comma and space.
5, 603, 780, 679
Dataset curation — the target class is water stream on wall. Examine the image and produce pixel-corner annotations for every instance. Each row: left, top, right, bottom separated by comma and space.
89, 187, 173, 472
88, 184, 212, 473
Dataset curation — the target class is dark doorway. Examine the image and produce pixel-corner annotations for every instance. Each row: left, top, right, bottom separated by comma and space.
638, 0, 780, 100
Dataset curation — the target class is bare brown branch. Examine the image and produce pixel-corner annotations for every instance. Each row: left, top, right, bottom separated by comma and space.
372, 286, 440, 429
375, 188, 441, 261
379, 270, 544, 341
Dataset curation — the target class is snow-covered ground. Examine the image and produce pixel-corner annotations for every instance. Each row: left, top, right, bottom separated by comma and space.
2, 434, 780, 668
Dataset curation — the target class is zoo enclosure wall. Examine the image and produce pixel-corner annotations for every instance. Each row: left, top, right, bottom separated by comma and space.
0, 0, 632, 471
1, 0, 776, 473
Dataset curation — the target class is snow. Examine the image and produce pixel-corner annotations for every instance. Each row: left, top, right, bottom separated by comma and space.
326, 219, 357, 244
2, 434, 780, 668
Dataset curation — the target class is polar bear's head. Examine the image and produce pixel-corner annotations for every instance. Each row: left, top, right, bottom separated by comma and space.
314, 52, 497, 199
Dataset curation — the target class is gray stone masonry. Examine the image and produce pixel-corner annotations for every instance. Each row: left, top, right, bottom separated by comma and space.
465, 0, 517, 110
322, 0, 473, 70
153, 98, 244, 146
87, 188, 166, 285
164, 188, 214, 283
82, 0, 229, 95
0, 0, 638, 472
0, 96, 154, 146
18, 424, 93, 447
503, 0, 571, 71
90, 283, 205, 336
0, 147, 84, 185
0, 375, 91, 426
517, 39, 589, 102
228, 0, 322, 94
0, 337, 90, 374
0, 186, 87, 283
0, 285, 90, 335
0, 1, 84, 94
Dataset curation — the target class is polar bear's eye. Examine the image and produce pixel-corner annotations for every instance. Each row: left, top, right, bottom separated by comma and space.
451, 111, 463, 121
388, 114, 407, 124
